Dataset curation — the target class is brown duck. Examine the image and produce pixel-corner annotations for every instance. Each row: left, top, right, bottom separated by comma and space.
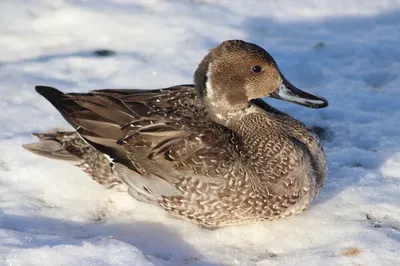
23, 40, 328, 228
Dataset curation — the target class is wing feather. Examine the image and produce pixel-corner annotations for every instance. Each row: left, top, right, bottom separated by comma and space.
35, 85, 240, 200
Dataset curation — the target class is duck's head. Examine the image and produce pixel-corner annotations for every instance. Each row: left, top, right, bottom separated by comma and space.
194, 40, 328, 122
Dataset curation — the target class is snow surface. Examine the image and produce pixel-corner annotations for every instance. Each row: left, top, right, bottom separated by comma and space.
1, 0, 400, 265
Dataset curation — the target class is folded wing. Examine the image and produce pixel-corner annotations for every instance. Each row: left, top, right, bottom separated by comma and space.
35, 85, 239, 202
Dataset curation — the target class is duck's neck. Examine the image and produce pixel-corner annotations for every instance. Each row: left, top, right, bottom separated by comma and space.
203, 97, 254, 127
205, 99, 280, 156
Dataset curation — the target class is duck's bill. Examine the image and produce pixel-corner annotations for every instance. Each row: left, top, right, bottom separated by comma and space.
270, 77, 328, 108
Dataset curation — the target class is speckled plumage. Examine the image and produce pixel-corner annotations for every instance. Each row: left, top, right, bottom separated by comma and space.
24, 131, 121, 188
23, 40, 328, 228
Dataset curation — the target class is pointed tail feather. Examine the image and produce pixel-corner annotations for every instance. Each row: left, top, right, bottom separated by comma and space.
23, 131, 122, 188
23, 132, 81, 162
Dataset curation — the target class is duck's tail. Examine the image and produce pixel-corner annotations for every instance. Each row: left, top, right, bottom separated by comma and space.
23, 130, 122, 188
23, 131, 83, 162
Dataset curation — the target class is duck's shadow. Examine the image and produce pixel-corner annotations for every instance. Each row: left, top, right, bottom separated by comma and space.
0, 211, 220, 266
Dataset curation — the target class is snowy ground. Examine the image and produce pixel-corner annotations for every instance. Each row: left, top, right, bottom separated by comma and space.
1, 0, 400, 265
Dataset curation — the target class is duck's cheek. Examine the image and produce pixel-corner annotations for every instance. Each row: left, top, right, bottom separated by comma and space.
244, 81, 270, 100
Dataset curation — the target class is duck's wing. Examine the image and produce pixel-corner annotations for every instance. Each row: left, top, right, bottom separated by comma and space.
35, 85, 239, 201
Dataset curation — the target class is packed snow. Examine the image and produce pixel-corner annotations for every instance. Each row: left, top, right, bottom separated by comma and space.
1, 0, 400, 265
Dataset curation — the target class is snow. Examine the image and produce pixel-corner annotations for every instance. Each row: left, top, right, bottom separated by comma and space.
381, 153, 400, 178
1, 0, 400, 265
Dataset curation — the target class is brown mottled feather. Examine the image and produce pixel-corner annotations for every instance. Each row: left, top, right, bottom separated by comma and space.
25, 40, 328, 228
29, 84, 325, 227
23, 131, 121, 188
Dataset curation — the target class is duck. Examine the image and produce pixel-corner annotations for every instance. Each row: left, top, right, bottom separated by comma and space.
23, 40, 328, 228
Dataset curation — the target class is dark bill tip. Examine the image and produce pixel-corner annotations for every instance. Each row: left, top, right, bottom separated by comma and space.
270, 77, 328, 109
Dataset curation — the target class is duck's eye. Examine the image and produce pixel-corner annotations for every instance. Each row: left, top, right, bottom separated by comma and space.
252, 65, 262, 73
